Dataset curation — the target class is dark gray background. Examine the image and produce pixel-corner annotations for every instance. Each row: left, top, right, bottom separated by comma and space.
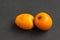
0, 0, 59, 40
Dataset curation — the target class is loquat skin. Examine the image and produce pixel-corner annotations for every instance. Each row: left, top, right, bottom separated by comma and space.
15, 13, 34, 30
34, 12, 53, 30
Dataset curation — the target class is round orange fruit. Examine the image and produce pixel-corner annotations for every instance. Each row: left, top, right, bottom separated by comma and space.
34, 12, 53, 30
15, 13, 34, 30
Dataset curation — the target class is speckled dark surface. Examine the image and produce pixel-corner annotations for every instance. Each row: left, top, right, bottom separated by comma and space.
0, 0, 60, 40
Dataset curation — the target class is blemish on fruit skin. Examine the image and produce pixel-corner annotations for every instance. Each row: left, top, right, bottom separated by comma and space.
38, 16, 42, 20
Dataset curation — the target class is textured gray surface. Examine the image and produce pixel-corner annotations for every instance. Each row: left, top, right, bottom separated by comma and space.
0, 0, 60, 40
